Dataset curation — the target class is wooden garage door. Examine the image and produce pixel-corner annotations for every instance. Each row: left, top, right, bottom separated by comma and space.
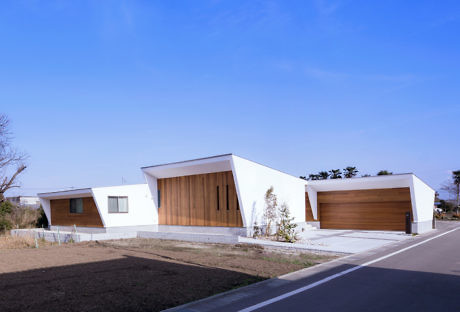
318, 188, 412, 231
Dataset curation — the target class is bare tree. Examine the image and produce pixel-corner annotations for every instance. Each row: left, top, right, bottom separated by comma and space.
0, 114, 27, 202
441, 170, 460, 213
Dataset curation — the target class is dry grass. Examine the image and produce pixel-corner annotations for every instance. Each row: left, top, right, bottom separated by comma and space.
7, 207, 40, 229
0, 233, 50, 249
101, 238, 338, 277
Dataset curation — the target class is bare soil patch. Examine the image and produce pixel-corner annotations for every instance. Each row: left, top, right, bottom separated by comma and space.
0, 238, 337, 311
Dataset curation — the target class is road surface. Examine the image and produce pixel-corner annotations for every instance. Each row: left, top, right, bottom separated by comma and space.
171, 221, 460, 312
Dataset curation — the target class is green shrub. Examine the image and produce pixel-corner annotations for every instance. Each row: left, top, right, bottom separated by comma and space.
0, 217, 12, 232
0, 201, 13, 216
35, 206, 48, 228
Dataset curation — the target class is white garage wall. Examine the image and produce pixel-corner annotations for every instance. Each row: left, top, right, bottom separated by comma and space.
231, 155, 306, 229
91, 184, 156, 228
411, 175, 435, 223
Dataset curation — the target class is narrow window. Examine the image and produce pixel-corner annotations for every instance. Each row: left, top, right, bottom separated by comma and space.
236, 195, 240, 210
108, 196, 129, 213
216, 186, 220, 210
70, 198, 83, 214
157, 189, 161, 208
226, 185, 229, 210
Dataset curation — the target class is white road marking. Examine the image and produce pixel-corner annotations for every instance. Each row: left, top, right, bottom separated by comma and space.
239, 227, 459, 312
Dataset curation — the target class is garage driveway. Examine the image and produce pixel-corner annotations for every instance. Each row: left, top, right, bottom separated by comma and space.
295, 229, 412, 253
239, 229, 413, 254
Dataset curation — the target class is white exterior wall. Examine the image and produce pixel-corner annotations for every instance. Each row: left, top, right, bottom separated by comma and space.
231, 155, 306, 228
410, 175, 435, 224
91, 184, 156, 228
40, 198, 51, 225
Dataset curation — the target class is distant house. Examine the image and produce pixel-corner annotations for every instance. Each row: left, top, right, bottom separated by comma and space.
6, 196, 41, 209
38, 154, 436, 235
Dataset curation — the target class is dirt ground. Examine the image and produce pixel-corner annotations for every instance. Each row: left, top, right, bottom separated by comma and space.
0, 238, 337, 312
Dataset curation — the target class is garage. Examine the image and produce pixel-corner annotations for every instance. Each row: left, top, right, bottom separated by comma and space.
317, 188, 412, 231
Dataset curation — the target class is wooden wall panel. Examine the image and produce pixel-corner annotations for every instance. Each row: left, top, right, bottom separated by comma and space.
158, 171, 243, 227
50, 197, 103, 227
318, 187, 412, 231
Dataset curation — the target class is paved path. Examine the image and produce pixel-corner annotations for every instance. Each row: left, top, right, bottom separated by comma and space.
168, 221, 460, 312
240, 228, 411, 253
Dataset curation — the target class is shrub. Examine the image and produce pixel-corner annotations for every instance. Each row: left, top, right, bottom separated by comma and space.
276, 203, 298, 243
8, 206, 40, 229
0, 202, 41, 233
0, 217, 12, 232
0, 201, 13, 216
36, 206, 48, 228
252, 222, 262, 238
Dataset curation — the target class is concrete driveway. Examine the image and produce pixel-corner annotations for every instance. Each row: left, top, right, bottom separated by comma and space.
239, 229, 413, 254
296, 228, 411, 253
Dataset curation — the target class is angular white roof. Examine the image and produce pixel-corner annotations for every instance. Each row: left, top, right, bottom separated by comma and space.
306, 173, 434, 192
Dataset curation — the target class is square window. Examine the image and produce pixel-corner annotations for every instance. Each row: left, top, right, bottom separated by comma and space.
70, 198, 83, 214
108, 196, 129, 213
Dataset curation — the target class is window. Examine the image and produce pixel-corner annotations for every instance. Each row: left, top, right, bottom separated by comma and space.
216, 186, 220, 210
157, 189, 161, 208
108, 196, 129, 213
70, 198, 83, 214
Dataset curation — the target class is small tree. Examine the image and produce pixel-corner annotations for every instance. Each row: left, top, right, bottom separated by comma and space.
329, 169, 342, 179
377, 170, 393, 176
276, 203, 297, 243
264, 186, 278, 236
343, 166, 358, 178
452, 170, 460, 210
318, 171, 330, 180
0, 201, 13, 232
361, 174, 372, 177
308, 174, 320, 180
442, 170, 460, 213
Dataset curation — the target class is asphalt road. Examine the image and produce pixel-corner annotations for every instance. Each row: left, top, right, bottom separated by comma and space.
171, 222, 460, 312
254, 224, 460, 312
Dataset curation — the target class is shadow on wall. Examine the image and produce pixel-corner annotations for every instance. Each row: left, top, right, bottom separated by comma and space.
0, 255, 263, 312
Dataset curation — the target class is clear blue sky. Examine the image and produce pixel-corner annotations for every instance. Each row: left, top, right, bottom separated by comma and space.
1, 0, 459, 197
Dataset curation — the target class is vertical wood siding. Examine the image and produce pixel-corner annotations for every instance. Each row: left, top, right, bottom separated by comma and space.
157, 171, 243, 227
50, 197, 104, 227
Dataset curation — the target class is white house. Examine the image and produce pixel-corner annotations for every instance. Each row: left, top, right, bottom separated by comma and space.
37, 154, 436, 235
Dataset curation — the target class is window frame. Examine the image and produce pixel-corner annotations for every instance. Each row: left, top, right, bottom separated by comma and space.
69, 198, 84, 214
108, 196, 129, 214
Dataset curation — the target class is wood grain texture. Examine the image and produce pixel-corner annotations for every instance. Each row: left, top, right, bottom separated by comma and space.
157, 171, 243, 227
50, 197, 104, 227
318, 187, 412, 231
